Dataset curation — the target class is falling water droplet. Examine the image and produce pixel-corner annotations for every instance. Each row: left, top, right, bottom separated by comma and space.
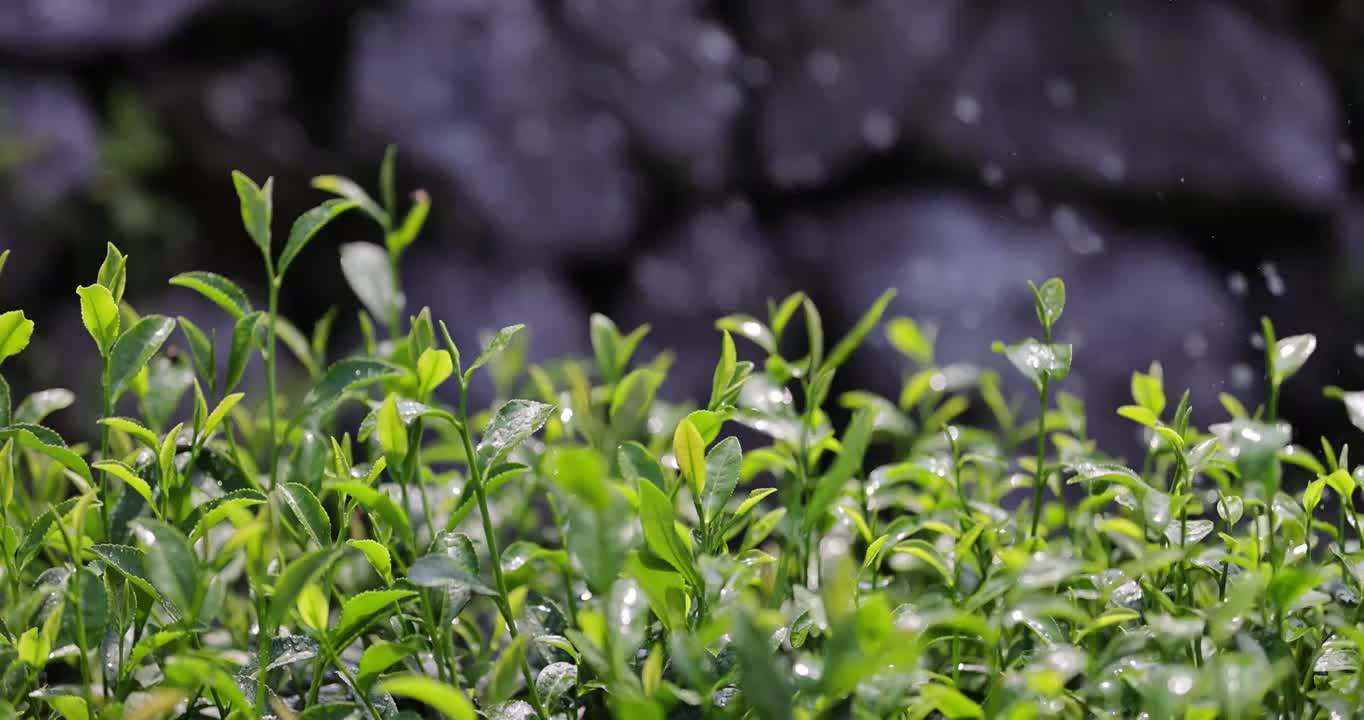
954, 95, 981, 125
807, 50, 842, 87
862, 110, 898, 150
1250, 332, 1264, 350
981, 162, 1004, 187
1183, 332, 1208, 359
1231, 363, 1255, 389
1261, 262, 1285, 297
1227, 271, 1249, 297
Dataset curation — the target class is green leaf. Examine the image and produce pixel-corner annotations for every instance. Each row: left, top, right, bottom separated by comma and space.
45, 695, 88, 720
1304, 478, 1326, 515
716, 313, 776, 354
387, 190, 430, 259
168, 271, 253, 320
618, 441, 665, 492
231, 171, 273, 254
277, 482, 332, 549
1131, 369, 1166, 417
15, 388, 73, 425
76, 284, 120, 356
339, 242, 401, 323
733, 612, 793, 720
802, 297, 825, 374
826, 288, 895, 371
466, 324, 525, 382
296, 583, 329, 632
477, 399, 555, 469
805, 408, 875, 531
638, 480, 697, 587
886, 316, 933, 365
267, 548, 339, 629
406, 554, 496, 595
417, 348, 454, 396
87, 544, 158, 598
673, 417, 706, 500
487, 634, 530, 706
108, 316, 176, 402
279, 199, 356, 278
0, 424, 92, 483
198, 392, 243, 443
709, 329, 737, 408
298, 703, 359, 720
1029, 277, 1066, 330
93, 460, 156, 514
134, 520, 199, 621
547, 445, 610, 512
223, 311, 264, 394
1117, 405, 1159, 428
294, 358, 403, 423
0, 310, 35, 365
313, 174, 390, 228
377, 394, 409, 466
701, 436, 741, 524
536, 662, 578, 705
326, 482, 414, 549
627, 550, 688, 631
994, 338, 1072, 389
919, 683, 984, 719
1325, 468, 1356, 500
1272, 334, 1316, 386
379, 675, 476, 720
590, 314, 623, 384
188, 489, 266, 541
121, 630, 187, 678
357, 640, 417, 691
334, 589, 416, 641
347, 539, 393, 583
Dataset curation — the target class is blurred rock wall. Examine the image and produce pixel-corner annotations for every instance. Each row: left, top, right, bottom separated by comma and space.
0, 0, 1361, 447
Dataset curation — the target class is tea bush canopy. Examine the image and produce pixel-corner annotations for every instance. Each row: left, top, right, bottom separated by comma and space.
1, 154, 1363, 719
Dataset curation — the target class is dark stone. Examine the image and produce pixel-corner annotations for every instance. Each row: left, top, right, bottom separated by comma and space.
348, 0, 640, 261
559, 0, 743, 190
0, 0, 211, 55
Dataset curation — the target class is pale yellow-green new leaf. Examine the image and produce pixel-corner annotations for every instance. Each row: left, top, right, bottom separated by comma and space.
673, 417, 706, 498
380, 675, 476, 720
0, 310, 34, 365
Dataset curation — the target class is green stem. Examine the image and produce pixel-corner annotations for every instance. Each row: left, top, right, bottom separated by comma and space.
1029, 376, 1052, 540
100, 357, 112, 536
457, 383, 548, 719
265, 277, 282, 491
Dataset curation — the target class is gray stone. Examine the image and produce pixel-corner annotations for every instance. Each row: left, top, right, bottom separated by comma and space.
812, 193, 1248, 446
559, 0, 743, 189
0, 73, 99, 215
348, 0, 639, 260
0, 0, 211, 55
752, 0, 1343, 209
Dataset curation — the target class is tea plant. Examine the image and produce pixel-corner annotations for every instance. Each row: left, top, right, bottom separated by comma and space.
3, 154, 1364, 719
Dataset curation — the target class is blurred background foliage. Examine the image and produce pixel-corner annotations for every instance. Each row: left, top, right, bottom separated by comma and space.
0, 0, 1361, 451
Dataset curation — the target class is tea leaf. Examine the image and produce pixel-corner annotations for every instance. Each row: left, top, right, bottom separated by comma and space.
379, 675, 476, 720
108, 315, 176, 402
279, 199, 356, 278
231, 171, 273, 254
0, 310, 35, 365
76, 284, 120, 356
169, 271, 253, 320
